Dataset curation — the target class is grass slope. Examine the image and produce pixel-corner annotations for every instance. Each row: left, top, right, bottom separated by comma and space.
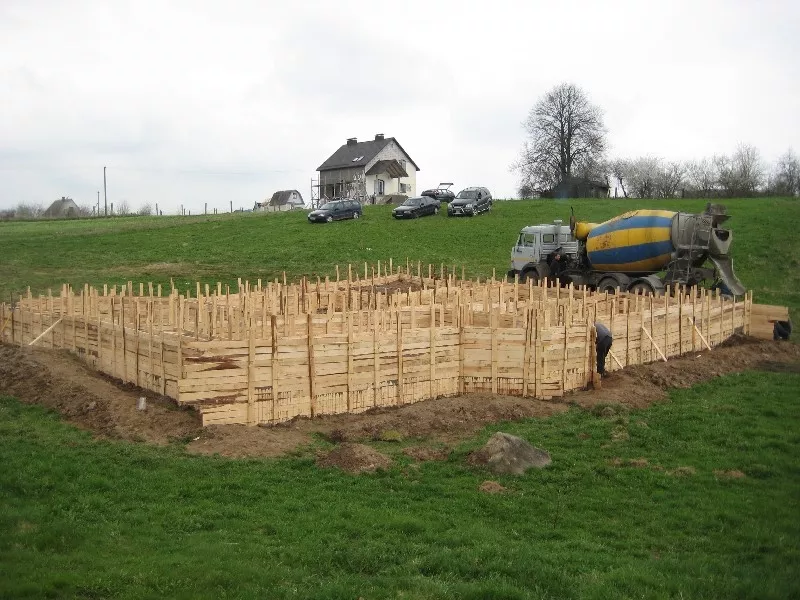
1, 198, 798, 320
1, 371, 799, 599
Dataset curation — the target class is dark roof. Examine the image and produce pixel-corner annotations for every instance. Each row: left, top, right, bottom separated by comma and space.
366, 159, 408, 178
317, 137, 420, 172
269, 190, 304, 206
43, 197, 79, 217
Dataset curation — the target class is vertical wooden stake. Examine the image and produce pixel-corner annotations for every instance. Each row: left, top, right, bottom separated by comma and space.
429, 303, 436, 399
247, 310, 255, 425
271, 315, 278, 423
396, 315, 403, 406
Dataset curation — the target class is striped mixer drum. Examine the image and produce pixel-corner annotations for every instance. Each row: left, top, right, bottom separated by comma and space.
585, 209, 677, 273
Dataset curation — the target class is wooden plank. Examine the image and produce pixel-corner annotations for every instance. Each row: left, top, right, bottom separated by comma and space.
641, 326, 667, 362
28, 318, 63, 346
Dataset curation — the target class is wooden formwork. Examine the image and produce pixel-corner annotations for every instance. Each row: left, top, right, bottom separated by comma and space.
0, 262, 757, 427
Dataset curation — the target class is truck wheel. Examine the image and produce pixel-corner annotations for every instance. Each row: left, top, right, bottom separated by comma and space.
629, 281, 655, 295
597, 277, 622, 294
521, 270, 539, 285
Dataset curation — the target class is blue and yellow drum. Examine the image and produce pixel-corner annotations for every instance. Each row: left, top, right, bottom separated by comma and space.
586, 209, 676, 272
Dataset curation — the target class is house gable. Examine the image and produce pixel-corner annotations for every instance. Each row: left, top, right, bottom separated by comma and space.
317, 135, 420, 173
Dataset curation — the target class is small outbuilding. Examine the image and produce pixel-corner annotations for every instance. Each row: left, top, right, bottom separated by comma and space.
255, 190, 305, 212
544, 177, 610, 199
43, 196, 80, 218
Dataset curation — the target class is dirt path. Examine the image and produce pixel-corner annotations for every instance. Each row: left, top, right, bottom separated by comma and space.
2, 336, 798, 458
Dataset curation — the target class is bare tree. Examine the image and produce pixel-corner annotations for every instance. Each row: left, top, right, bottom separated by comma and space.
627, 156, 661, 198
517, 183, 535, 199
116, 199, 131, 216
655, 161, 687, 198
770, 149, 800, 196
609, 158, 630, 198
138, 203, 153, 216
717, 144, 764, 196
77, 204, 93, 217
686, 158, 719, 198
511, 82, 606, 194
14, 202, 44, 219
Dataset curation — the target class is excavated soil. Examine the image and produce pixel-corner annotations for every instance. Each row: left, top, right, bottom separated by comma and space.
316, 443, 392, 473
1, 336, 799, 458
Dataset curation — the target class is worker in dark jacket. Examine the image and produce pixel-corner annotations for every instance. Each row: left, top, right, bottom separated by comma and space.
548, 248, 566, 284
595, 322, 613, 377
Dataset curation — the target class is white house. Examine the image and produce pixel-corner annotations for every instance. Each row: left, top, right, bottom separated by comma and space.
255, 190, 305, 212
316, 134, 420, 204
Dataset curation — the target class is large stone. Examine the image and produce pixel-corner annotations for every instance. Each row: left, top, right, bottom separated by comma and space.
467, 432, 551, 475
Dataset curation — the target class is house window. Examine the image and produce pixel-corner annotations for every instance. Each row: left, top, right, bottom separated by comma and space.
400, 183, 409, 193
374, 179, 385, 195
399, 159, 407, 171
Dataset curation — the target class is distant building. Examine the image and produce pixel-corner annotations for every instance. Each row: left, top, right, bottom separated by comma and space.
43, 197, 80, 218
255, 190, 305, 212
315, 134, 419, 204
545, 177, 610, 199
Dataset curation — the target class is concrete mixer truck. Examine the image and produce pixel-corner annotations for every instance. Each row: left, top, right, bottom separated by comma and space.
506, 203, 746, 295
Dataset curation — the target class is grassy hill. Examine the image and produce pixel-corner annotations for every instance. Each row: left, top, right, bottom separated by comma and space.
1, 197, 799, 598
1, 198, 798, 320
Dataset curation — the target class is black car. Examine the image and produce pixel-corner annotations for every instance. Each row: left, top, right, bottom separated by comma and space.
421, 182, 455, 203
307, 199, 362, 223
392, 196, 441, 219
447, 187, 492, 217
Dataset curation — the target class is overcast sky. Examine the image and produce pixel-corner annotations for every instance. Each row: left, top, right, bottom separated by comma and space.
1, 0, 798, 213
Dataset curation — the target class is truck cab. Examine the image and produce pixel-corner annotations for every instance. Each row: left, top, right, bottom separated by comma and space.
510, 220, 581, 282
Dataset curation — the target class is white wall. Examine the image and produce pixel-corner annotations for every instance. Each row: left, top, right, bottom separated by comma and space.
366, 139, 418, 196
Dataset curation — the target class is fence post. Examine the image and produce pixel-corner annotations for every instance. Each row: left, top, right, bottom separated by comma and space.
271, 315, 278, 423
396, 315, 403, 406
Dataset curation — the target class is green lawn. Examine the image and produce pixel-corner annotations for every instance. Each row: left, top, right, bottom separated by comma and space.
1, 198, 798, 321
1, 371, 799, 599
2, 197, 799, 598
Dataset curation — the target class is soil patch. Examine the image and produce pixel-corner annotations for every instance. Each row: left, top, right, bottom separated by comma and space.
0, 344, 201, 445
478, 481, 507, 494
714, 469, 746, 479
1, 336, 799, 458
316, 443, 392, 474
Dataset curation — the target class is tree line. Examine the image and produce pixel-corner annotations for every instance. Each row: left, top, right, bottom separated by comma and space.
513, 83, 799, 199
0, 200, 153, 221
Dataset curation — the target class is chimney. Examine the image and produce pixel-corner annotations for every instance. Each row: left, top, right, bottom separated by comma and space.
375, 133, 384, 141
346, 137, 357, 146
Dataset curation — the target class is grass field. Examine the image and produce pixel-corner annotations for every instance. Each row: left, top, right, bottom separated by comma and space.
1, 198, 799, 321
2, 371, 799, 599
1, 197, 799, 598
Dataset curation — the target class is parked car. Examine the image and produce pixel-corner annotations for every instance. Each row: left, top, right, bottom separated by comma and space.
307, 199, 362, 223
447, 187, 492, 217
421, 182, 455, 203
392, 196, 441, 219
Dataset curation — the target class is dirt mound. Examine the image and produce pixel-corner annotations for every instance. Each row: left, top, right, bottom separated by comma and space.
478, 481, 507, 494
467, 432, 551, 475
1, 336, 798, 458
402, 446, 450, 462
316, 443, 392, 474
0, 344, 201, 445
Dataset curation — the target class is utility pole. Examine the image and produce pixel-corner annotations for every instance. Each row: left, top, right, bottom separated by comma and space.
230, 200, 233, 213
97, 191, 100, 216
103, 167, 108, 216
